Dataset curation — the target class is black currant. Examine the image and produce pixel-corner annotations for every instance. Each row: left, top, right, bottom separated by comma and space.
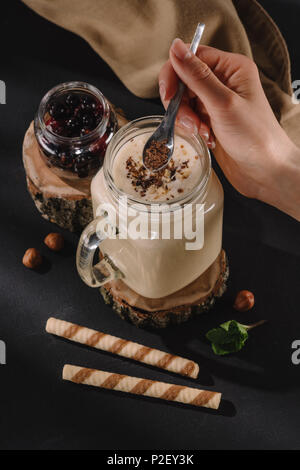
82, 112, 96, 130
66, 117, 81, 136
48, 102, 69, 120
65, 93, 80, 108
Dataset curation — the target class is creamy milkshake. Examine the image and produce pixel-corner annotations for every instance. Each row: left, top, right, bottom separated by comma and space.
87, 118, 224, 299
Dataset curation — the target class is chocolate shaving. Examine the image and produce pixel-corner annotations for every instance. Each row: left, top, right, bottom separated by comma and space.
144, 140, 169, 171
125, 155, 190, 198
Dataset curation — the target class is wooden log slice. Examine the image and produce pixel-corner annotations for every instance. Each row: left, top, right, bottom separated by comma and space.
22, 106, 128, 232
100, 250, 229, 328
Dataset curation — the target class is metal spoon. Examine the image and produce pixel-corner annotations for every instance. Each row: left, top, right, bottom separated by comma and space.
143, 22, 205, 172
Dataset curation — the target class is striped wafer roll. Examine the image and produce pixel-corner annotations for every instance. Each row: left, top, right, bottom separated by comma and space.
63, 365, 221, 410
46, 317, 199, 379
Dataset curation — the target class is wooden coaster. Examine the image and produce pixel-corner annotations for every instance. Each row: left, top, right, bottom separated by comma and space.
100, 250, 229, 328
22, 105, 128, 232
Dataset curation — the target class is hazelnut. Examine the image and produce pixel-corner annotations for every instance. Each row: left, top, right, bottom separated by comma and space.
233, 290, 255, 312
44, 233, 64, 252
22, 248, 43, 269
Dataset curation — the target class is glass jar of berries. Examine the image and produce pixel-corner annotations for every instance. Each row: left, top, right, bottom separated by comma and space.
34, 81, 118, 179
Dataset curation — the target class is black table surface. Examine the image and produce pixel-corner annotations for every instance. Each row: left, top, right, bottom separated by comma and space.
1, 0, 300, 450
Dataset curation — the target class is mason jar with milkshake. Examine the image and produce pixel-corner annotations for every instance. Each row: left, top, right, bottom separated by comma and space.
76, 116, 224, 314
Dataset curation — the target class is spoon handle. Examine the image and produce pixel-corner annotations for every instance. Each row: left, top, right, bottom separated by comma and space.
164, 23, 206, 128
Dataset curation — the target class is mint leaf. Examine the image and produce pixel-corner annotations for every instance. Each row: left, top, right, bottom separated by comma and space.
206, 320, 249, 355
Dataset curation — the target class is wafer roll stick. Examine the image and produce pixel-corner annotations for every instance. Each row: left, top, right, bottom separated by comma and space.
63, 365, 221, 410
46, 317, 199, 378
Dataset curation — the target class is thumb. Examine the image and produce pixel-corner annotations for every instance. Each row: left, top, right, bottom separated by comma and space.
170, 39, 234, 110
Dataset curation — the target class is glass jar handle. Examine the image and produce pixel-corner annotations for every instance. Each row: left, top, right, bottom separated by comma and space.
76, 216, 123, 288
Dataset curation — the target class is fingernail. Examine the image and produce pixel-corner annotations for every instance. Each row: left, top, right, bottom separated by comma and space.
171, 38, 193, 61
178, 116, 197, 133
208, 140, 216, 149
200, 131, 210, 142
159, 82, 166, 101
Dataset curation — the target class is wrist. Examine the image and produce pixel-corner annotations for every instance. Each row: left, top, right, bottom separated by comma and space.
261, 136, 300, 220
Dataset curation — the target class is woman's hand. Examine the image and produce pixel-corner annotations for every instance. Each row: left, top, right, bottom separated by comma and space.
159, 39, 300, 220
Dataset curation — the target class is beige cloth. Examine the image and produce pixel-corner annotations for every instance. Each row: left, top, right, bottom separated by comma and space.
22, 0, 300, 146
